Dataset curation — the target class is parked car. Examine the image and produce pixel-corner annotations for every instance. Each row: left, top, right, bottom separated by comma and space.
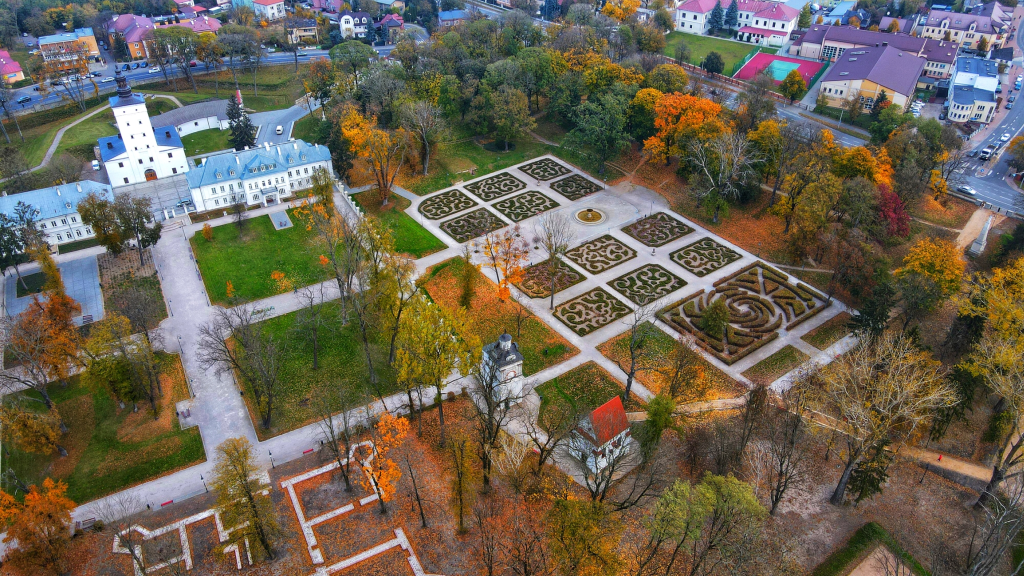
16, 96, 30, 104
132, 62, 140, 69
122, 64, 130, 71
956, 185, 977, 195
101, 76, 115, 82
149, 66, 161, 73
968, 149, 979, 157
189, 60, 197, 67
276, 125, 283, 135
297, 51, 308, 56
91, 160, 100, 171
1008, 102, 1014, 110
141, 61, 148, 67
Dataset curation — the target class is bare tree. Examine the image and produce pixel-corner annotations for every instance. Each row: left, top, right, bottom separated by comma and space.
966, 481, 1024, 576
613, 302, 656, 401
401, 101, 448, 175
231, 199, 248, 232
564, 423, 645, 504
534, 212, 576, 310
688, 131, 761, 223
518, 395, 580, 475
196, 305, 284, 429
311, 384, 358, 492
746, 387, 810, 515
294, 283, 331, 371
470, 358, 524, 490
100, 492, 152, 576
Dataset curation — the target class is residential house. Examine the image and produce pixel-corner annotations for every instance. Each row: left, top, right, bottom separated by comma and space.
375, 13, 404, 44
438, 9, 469, 27
947, 56, 999, 123
99, 71, 189, 187
150, 100, 231, 138
185, 140, 335, 212
338, 10, 372, 39
568, 396, 633, 474
792, 25, 958, 79
827, 1, 869, 26
675, 0, 799, 47
173, 0, 194, 7
878, 15, 917, 34
0, 50, 24, 84
38, 28, 100, 72
285, 18, 320, 43
918, 7, 1006, 50
0, 181, 111, 248
253, 0, 287, 21
816, 44, 926, 111
107, 14, 221, 60
989, 46, 1014, 64
376, 0, 406, 12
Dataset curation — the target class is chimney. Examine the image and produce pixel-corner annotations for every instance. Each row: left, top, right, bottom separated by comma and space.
106, 142, 113, 149
293, 142, 298, 149
883, 41, 888, 46
76, 183, 82, 192
236, 156, 240, 164
56, 188, 61, 196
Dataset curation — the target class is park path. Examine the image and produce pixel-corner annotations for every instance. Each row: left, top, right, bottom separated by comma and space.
27, 104, 111, 173
956, 208, 1006, 250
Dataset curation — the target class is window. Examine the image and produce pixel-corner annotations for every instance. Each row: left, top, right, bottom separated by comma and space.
86, 228, 92, 234
124, 177, 130, 184
214, 199, 219, 206
168, 153, 173, 158
118, 162, 124, 168
71, 217, 77, 223
139, 159, 143, 164
61, 218, 67, 225
194, 121, 198, 126
172, 167, 177, 174
221, 186, 226, 192
40, 223, 46, 229
76, 230, 82, 237
229, 184, 234, 191
149, 157, 154, 162
304, 168, 309, 174
57, 235, 62, 241
51, 221, 57, 227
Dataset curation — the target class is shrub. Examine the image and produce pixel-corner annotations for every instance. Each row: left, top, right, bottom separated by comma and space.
202, 223, 213, 242
700, 297, 729, 340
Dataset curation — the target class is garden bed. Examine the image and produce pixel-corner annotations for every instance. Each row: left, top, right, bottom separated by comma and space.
740, 344, 809, 385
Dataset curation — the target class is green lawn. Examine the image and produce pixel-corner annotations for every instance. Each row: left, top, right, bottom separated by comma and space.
53, 108, 117, 160
812, 522, 928, 576
181, 128, 233, 156
245, 301, 399, 439
103, 274, 169, 330
57, 237, 101, 254
402, 132, 555, 195
801, 312, 852, 350
14, 271, 46, 298
741, 344, 809, 385
292, 114, 324, 143
190, 209, 331, 304
135, 65, 311, 113
664, 31, 760, 72
351, 191, 446, 258
3, 353, 205, 504
535, 362, 642, 423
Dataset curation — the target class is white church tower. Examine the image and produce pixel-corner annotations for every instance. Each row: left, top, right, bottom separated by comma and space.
99, 70, 188, 187
481, 332, 525, 402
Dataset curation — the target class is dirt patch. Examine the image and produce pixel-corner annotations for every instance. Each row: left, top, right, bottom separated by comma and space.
956, 208, 1006, 251
51, 394, 95, 479
912, 195, 976, 230
117, 358, 188, 443
97, 248, 157, 288
95, 436, 182, 477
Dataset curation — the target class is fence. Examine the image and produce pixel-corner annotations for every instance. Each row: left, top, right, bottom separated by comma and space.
728, 46, 779, 77
806, 60, 831, 91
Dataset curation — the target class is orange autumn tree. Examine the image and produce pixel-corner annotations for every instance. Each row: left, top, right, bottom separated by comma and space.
270, 270, 294, 293
360, 412, 410, 514
601, 0, 640, 20
0, 479, 75, 573
226, 280, 236, 300
481, 226, 529, 300
643, 93, 724, 164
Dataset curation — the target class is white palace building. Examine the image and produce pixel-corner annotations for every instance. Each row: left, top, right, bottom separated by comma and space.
99, 70, 190, 187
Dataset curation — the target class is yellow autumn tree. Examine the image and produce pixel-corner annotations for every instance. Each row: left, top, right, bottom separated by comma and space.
270, 270, 293, 293
896, 237, 965, 299
602, 0, 641, 20
359, 412, 409, 514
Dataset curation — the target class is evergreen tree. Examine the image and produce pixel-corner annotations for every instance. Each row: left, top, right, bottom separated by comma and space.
227, 94, 256, 151
725, 0, 739, 32
709, 0, 725, 33
703, 51, 725, 75
798, 2, 812, 28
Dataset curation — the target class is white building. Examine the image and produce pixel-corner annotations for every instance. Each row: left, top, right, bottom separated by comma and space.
149, 100, 231, 138
338, 10, 372, 39
0, 181, 111, 248
253, 0, 286, 21
99, 71, 189, 187
481, 333, 526, 401
948, 56, 999, 124
185, 140, 334, 212
675, 0, 799, 46
567, 396, 633, 473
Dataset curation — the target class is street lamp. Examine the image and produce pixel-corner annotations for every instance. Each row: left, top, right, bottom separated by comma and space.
200, 474, 208, 493
269, 450, 275, 468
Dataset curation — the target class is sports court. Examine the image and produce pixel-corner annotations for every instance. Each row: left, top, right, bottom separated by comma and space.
733, 52, 824, 85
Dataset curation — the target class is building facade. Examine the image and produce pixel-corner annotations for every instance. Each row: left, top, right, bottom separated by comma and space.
675, 0, 799, 46
481, 333, 525, 401
817, 45, 925, 111
185, 140, 334, 212
149, 100, 231, 138
438, 9, 469, 27
568, 396, 633, 473
107, 14, 221, 60
285, 18, 319, 43
792, 25, 958, 79
0, 50, 24, 84
99, 71, 189, 187
918, 8, 1006, 50
0, 181, 112, 248
253, 0, 287, 21
947, 56, 999, 123
38, 28, 100, 72
338, 11, 372, 38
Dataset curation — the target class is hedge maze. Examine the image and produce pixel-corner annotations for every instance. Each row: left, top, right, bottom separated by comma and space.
464, 171, 527, 201
623, 213, 695, 247
609, 264, 687, 305
671, 238, 742, 277
518, 158, 572, 181
492, 191, 561, 222
657, 262, 830, 364
565, 235, 637, 274
439, 208, 507, 243
554, 287, 632, 336
417, 189, 478, 220
550, 174, 603, 201
516, 259, 586, 298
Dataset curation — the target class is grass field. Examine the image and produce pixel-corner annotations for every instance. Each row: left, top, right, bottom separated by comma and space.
14, 271, 46, 298
3, 353, 205, 504
135, 65, 310, 113
57, 237, 101, 254
741, 344, 809, 385
598, 322, 742, 400
535, 362, 643, 422
243, 301, 398, 440
664, 31, 759, 72
190, 209, 331, 304
350, 191, 446, 258
181, 128, 233, 156
801, 312, 852, 350
420, 257, 577, 375
292, 114, 323, 143
103, 274, 169, 330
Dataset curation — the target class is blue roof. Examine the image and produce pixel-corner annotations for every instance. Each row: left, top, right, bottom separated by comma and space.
0, 180, 112, 219
956, 56, 999, 77
186, 140, 331, 190
98, 124, 184, 162
828, 1, 855, 16
439, 9, 469, 20
951, 85, 995, 105
38, 27, 94, 46
110, 92, 146, 109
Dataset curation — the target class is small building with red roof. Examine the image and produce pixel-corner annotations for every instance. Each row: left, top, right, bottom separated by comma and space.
0, 50, 24, 84
675, 0, 799, 47
571, 396, 633, 473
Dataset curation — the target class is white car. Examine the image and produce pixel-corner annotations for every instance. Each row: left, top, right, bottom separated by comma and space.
101, 76, 114, 82
956, 185, 977, 195
1002, 133, 1012, 142
149, 66, 161, 73
275, 125, 283, 135
91, 160, 100, 171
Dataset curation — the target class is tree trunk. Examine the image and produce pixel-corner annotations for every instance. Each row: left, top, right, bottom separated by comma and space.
975, 465, 1005, 509
769, 171, 782, 205
422, 140, 430, 176
830, 458, 858, 505
406, 456, 428, 527
14, 264, 28, 291
0, 114, 10, 144
437, 386, 446, 447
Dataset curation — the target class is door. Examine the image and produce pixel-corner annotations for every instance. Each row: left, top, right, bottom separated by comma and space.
144, 169, 157, 181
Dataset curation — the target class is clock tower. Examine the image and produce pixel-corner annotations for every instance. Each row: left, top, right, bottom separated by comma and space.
481, 333, 525, 401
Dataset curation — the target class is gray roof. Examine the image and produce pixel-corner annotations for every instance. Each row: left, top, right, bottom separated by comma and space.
821, 45, 926, 96
150, 100, 230, 129
801, 25, 958, 64
991, 47, 1014, 61
185, 139, 331, 190
0, 180, 112, 219
951, 84, 995, 105
482, 334, 524, 370
98, 125, 184, 162
956, 56, 999, 76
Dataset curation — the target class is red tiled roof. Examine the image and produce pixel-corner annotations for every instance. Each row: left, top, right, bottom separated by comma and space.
739, 25, 789, 36
0, 50, 22, 76
589, 396, 629, 446
753, 3, 799, 21
677, 0, 716, 13
254, 0, 284, 6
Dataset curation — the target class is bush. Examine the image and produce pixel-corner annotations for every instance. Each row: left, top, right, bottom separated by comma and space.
700, 297, 729, 340
202, 223, 213, 242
